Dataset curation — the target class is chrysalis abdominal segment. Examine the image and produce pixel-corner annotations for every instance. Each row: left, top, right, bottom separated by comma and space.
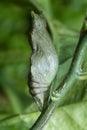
28, 11, 58, 111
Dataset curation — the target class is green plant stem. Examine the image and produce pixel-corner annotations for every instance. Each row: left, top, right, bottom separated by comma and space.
30, 101, 56, 130
30, 17, 87, 130
30, 73, 76, 130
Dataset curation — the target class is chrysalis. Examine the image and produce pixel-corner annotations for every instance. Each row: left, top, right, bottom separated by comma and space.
28, 11, 58, 111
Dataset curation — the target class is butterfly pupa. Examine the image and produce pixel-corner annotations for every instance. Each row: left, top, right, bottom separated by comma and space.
28, 11, 58, 111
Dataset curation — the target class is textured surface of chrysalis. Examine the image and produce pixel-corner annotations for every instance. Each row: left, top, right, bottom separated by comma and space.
28, 11, 58, 111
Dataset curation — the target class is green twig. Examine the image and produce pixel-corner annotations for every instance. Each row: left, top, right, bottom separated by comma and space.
30, 16, 87, 130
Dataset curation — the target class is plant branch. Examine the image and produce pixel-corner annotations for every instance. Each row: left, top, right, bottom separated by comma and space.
30, 16, 87, 130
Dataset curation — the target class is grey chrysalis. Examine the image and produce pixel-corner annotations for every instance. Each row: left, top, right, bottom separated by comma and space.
28, 11, 58, 111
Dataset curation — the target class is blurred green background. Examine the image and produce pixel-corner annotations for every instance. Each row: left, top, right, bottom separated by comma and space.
0, 0, 87, 130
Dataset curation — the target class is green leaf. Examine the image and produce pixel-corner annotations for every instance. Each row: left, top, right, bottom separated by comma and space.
44, 102, 87, 130
0, 111, 40, 128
